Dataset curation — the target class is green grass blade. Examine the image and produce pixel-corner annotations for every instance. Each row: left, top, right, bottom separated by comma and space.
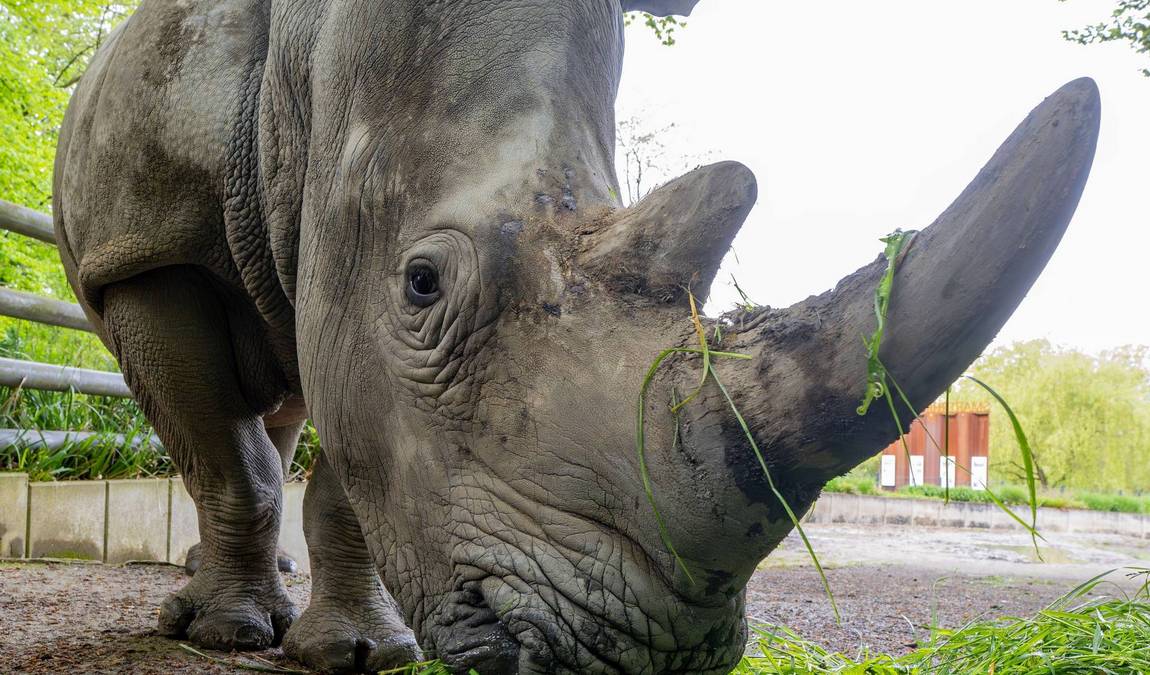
637, 347, 699, 584
881, 377, 917, 487
709, 369, 841, 623
964, 374, 1041, 552
671, 291, 713, 413
857, 229, 918, 416
635, 345, 752, 584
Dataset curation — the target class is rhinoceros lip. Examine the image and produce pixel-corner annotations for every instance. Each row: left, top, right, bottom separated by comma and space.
429, 580, 522, 673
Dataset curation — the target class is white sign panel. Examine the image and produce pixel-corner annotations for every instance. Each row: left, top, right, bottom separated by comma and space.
880, 455, 896, 487
971, 456, 988, 490
939, 456, 957, 488
909, 455, 925, 487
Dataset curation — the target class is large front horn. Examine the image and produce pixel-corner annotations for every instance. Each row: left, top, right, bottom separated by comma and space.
718, 77, 1100, 487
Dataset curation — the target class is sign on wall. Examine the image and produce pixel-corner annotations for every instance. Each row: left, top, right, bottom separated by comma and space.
909, 455, 924, 487
880, 455, 896, 487
940, 456, 957, 488
971, 456, 988, 490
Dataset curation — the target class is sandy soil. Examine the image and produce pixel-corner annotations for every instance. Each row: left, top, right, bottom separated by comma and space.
2, 523, 1146, 673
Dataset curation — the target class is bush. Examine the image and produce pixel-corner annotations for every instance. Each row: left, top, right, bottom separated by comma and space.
890, 483, 1147, 514
995, 484, 1028, 504
824, 471, 878, 495
1076, 491, 1147, 514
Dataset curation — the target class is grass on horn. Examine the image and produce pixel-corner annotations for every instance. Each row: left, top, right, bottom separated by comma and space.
637, 287, 840, 620
857, 229, 1044, 557
637, 227, 1049, 625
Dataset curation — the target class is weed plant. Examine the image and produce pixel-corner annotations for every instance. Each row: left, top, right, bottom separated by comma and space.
733, 568, 1150, 674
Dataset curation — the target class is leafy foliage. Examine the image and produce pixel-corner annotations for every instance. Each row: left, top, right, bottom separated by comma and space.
1063, 0, 1150, 76
0, 1, 133, 300
950, 340, 1150, 492
624, 12, 685, 46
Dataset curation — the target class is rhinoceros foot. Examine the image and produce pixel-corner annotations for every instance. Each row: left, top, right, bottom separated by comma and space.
283, 597, 421, 673
157, 564, 298, 651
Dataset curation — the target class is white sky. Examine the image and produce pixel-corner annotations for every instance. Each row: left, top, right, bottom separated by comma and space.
617, 0, 1150, 354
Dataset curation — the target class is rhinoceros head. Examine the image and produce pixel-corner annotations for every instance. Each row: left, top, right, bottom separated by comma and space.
280, 0, 1099, 670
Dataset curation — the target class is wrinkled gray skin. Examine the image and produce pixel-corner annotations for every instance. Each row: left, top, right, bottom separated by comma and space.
53, 0, 1100, 671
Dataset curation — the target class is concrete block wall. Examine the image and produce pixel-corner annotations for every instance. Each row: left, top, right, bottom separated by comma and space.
0, 472, 28, 558
803, 491, 1149, 538
4, 474, 1148, 568
28, 481, 106, 559
0, 473, 313, 571
106, 479, 169, 564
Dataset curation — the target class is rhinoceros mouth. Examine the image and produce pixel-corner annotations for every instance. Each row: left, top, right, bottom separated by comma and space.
424, 579, 522, 673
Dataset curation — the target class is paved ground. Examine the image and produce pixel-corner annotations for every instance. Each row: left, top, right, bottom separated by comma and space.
2, 523, 1147, 673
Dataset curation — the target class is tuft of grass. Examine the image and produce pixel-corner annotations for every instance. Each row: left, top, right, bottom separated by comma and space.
856, 229, 917, 416
0, 384, 167, 481
735, 568, 1150, 674
637, 291, 839, 620
964, 374, 1042, 553
1077, 491, 1146, 514
730, 273, 758, 312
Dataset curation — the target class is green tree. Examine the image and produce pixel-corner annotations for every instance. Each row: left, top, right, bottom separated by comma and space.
1, 2, 133, 371
1062, 0, 1150, 76
1, 1, 131, 299
949, 340, 1150, 492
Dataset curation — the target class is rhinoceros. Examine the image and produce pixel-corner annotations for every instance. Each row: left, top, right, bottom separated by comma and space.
52, 0, 1099, 671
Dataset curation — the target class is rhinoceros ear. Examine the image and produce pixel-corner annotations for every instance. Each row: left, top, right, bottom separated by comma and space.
622, 0, 700, 17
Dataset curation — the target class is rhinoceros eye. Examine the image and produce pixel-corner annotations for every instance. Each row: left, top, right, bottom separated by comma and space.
406, 263, 440, 307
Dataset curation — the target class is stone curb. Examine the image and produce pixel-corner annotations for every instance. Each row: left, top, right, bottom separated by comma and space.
804, 492, 1149, 539
0, 473, 313, 571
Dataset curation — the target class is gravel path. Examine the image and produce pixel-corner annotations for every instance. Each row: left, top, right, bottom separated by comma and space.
2, 523, 1146, 673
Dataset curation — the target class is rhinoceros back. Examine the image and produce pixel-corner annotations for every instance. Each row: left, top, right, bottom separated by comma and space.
54, 0, 271, 316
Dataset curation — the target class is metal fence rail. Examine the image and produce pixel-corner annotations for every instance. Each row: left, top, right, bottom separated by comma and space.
0, 287, 93, 333
0, 357, 130, 398
0, 428, 161, 451
0, 198, 132, 409
0, 199, 56, 245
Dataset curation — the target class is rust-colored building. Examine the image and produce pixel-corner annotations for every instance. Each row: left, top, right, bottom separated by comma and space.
878, 403, 990, 490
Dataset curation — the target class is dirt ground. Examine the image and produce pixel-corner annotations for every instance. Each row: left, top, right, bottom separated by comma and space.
2, 523, 1147, 674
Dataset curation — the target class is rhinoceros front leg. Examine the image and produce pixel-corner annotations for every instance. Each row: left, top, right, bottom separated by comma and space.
185, 418, 305, 576
102, 266, 297, 650
283, 453, 421, 672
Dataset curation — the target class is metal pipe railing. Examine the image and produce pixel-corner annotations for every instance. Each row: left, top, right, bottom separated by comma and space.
0, 199, 56, 245
0, 287, 93, 333
0, 357, 130, 398
0, 200, 123, 400
0, 428, 161, 451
